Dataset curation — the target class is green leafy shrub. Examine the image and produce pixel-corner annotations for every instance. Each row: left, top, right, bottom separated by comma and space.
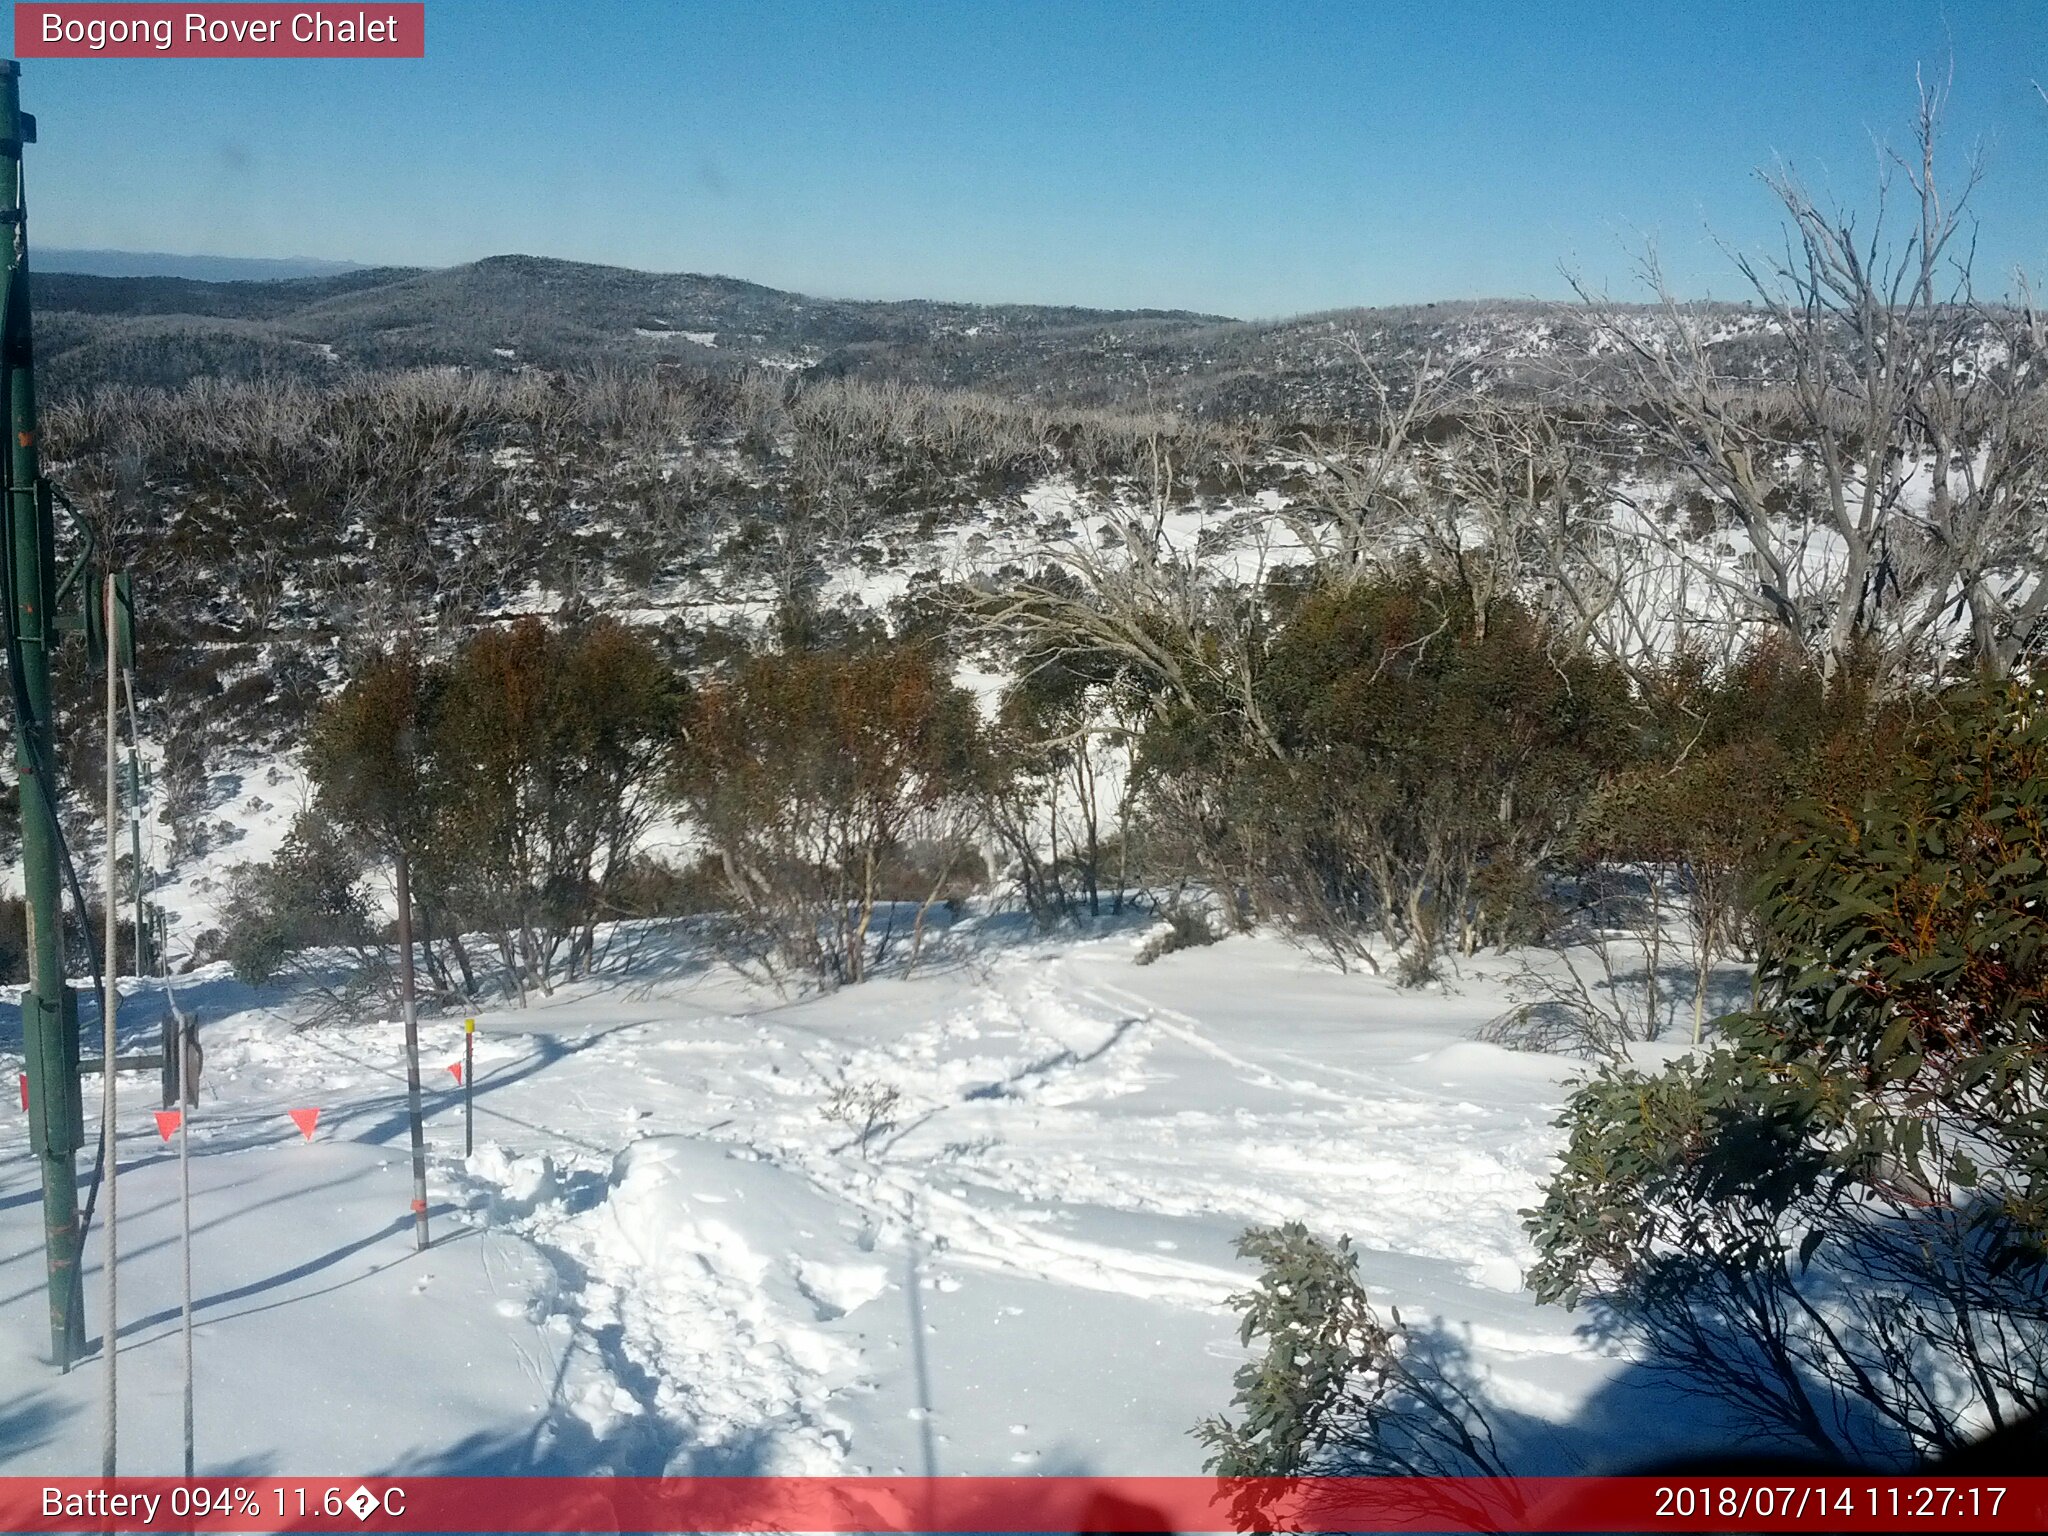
1195, 1223, 1507, 1480
1143, 566, 1633, 975
218, 815, 378, 987
1524, 679, 2048, 1464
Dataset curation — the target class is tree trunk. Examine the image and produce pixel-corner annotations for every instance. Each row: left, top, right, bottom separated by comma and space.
906, 846, 964, 979
1076, 751, 1101, 918
444, 927, 480, 1002
848, 846, 877, 983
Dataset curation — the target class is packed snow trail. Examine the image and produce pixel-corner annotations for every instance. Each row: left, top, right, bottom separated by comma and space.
3, 922, 1699, 1476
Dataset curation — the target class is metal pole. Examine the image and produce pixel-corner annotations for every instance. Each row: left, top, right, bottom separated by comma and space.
1, 58, 85, 1371
125, 692, 144, 975
124, 663, 157, 992
463, 1017, 474, 1158
178, 1011, 193, 1478
120, 656, 191, 1472
394, 846, 430, 1250
100, 572, 118, 1474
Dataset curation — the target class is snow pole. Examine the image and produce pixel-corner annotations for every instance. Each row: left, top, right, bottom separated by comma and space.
463, 1018, 475, 1158
1, 57, 88, 1372
395, 846, 430, 1250
124, 672, 145, 973
100, 572, 118, 1473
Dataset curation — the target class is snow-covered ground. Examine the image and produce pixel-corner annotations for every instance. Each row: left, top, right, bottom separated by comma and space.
1, 917, 1718, 1479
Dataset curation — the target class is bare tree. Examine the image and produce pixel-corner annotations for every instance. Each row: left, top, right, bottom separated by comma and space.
1271, 343, 1472, 581
1575, 75, 2046, 683
972, 435, 1286, 763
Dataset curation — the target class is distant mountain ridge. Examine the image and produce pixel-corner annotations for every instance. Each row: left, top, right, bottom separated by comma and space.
28, 251, 1773, 416
37, 248, 368, 282
29, 253, 1239, 398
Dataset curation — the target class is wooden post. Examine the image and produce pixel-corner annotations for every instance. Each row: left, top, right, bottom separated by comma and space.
463, 1017, 475, 1158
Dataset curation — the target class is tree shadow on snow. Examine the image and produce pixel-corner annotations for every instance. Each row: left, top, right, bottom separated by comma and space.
377, 1409, 791, 1478
0, 1390, 79, 1463
882, 901, 1163, 982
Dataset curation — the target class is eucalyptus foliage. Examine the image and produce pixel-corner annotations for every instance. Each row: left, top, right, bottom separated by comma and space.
1525, 681, 2048, 1462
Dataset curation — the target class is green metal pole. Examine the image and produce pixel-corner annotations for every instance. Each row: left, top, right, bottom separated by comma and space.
2, 58, 85, 1370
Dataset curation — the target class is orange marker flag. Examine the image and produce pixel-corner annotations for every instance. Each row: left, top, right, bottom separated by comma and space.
154, 1109, 182, 1141
288, 1107, 321, 1141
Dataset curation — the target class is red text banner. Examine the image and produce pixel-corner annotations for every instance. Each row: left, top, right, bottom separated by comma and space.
14, 5, 424, 59
1, 1476, 2045, 1533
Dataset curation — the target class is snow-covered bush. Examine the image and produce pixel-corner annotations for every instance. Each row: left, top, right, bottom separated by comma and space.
1134, 906, 1217, 965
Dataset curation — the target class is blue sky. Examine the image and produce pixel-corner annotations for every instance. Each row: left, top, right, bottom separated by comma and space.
14, 0, 2048, 317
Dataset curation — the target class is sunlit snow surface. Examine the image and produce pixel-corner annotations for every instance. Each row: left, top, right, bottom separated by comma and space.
3, 921, 1714, 1476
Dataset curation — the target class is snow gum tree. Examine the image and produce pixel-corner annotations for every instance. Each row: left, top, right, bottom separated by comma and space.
430, 616, 678, 996
984, 644, 1146, 925
674, 642, 988, 987
1577, 83, 2048, 686
1139, 565, 1633, 976
303, 644, 437, 1244
293, 618, 679, 1006
1550, 636, 1904, 1049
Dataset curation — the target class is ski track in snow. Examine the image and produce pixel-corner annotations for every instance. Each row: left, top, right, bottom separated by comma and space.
2, 922, 1673, 1476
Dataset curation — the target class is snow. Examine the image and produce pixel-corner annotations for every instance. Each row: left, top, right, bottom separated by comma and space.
632, 330, 717, 347
143, 759, 314, 954
1, 919, 1710, 1478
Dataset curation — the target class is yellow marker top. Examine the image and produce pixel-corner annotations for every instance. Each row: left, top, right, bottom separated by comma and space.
465, 1018, 476, 1032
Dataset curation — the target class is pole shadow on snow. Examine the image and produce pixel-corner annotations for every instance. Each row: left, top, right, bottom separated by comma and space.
905, 1227, 940, 1481
105, 1202, 469, 1346
0, 1181, 50, 1215
320, 1019, 643, 1155
0, 1163, 394, 1314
